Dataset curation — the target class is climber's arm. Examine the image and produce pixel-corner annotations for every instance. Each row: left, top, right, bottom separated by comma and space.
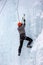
23, 18, 26, 26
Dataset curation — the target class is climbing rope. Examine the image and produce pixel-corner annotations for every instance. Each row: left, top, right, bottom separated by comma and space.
17, 0, 20, 21
0, 0, 7, 14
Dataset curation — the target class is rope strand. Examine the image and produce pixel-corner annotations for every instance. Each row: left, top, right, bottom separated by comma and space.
17, 0, 20, 21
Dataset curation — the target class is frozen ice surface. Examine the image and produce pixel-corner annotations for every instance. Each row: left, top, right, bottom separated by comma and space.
0, 0, 43, 65
31, 29, 43, 65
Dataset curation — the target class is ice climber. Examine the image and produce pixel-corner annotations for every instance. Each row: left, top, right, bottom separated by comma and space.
17, 14, 33, 56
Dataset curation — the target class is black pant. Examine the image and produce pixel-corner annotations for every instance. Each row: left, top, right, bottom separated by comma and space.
18, 33, 33, 54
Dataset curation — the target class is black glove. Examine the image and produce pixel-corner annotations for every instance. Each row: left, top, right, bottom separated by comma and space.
24, 19, 25, 22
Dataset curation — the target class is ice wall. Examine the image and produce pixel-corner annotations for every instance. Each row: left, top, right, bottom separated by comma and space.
0, 0, 43, 65
31, 29, 43, 65
0, 0, 18, 65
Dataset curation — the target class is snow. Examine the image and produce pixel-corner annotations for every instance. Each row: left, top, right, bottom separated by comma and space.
0, 0, 43, 65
